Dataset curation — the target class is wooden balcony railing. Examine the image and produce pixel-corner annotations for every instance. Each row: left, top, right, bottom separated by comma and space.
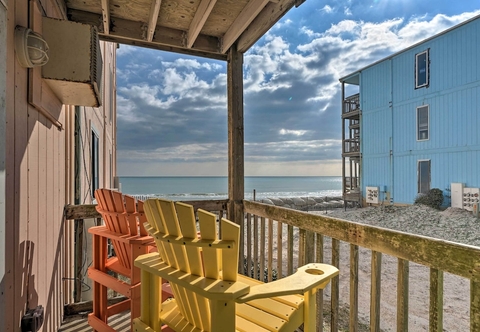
64, 199, 228, 304
343, 93, 361, 115
343, 138, 360, 154
65, 199, 480, 331
242, 200, 480, 332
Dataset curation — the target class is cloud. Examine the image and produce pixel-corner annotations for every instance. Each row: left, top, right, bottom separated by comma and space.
322, 5, 333, 14
279, 129, 309, 136
116, 9, 480, 175
161, 58, 223, 71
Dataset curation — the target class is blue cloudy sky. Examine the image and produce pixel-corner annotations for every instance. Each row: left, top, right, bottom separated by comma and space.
116, 0, 480, 176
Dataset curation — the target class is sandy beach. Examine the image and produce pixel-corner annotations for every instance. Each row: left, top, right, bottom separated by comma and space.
309, 204, 479, 331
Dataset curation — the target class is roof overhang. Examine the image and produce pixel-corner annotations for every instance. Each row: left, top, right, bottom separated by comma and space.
61, 0, 305, 60
340, 72, 359, 85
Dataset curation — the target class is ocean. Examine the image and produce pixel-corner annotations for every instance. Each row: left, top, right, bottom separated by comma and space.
118, 176, 342, 201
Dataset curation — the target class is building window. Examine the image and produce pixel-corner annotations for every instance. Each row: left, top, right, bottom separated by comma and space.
418, 160, 431, 194
91, 130, 99, 198
417, 105, 429, 140
415, 49, 429, 88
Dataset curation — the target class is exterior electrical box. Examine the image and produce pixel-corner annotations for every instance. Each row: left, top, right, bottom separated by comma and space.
42, 17, 103, 107
366, 186, 380, 204
463, 187, 480, 211
451, 183, 464, 209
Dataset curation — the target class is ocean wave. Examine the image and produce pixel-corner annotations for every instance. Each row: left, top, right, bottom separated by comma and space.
131, 190, 342, 202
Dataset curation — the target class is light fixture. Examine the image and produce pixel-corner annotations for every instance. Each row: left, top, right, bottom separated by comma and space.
14, 25, 49, 68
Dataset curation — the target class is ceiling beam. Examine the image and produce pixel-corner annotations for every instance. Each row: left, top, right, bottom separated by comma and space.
146, 0, 162, 42
236, 0, 296, 53
101, 34, 228, 61
100, 0, 110, 34
53, 0, 68, 19
221, 0, 270, 54
68, 9, 225, 59
187, 0, 218, 48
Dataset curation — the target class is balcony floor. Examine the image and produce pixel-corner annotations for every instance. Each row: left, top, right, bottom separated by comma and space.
59, 311, 131, 332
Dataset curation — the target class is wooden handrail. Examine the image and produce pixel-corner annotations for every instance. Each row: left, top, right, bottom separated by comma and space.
64, 199, 229, 220
242, 199, 480, 332
243, 200, 480, 279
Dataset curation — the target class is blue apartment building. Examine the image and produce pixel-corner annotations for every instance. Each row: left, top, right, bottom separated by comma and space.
340, 15, 480, 206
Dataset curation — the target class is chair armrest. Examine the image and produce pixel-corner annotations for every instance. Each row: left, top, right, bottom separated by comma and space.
89, 226, 154, 245
135, 253, 250, 301
235, 263, 339, 303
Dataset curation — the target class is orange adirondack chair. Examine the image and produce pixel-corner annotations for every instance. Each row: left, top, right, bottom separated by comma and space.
133, 198, 339, 332
87, 189, 171, 332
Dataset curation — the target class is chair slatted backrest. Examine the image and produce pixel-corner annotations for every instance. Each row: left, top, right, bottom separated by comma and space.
143, 198, 240, 331
95, 189, 142, 269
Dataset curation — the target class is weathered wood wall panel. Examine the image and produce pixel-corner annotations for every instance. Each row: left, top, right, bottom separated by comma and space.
0, 2, 8, 331
3, 0, 117, 329
4, 1, 17, 331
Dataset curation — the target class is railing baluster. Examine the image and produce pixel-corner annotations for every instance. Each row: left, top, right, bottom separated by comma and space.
277, 221, 283, 279
429, 268, 443, 332
350, 244, 359, 332
238, 209, 244, 273
260, 216, 266, 282
268, 218, 273, 282
253, 214, 259, 280
246, 213, 252, 277
316, 233, 324, 332
299, 229, 306, 266
218, 209, 223, 235
331, 238, 340, 332
370, 251, 382, 332
306, 231, 315, 263
316, 233, 324, 264
397, 258, 409, 332
471, 280, 480, 332
287, 225, 294, 276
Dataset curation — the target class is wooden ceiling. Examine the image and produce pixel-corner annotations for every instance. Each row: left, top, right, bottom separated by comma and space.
64, 0, 305, 60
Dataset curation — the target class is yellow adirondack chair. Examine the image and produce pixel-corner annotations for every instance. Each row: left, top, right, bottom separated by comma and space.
133, 198, 339, 332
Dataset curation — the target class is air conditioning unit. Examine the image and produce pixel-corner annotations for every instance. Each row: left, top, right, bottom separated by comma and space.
366, 186, 379, 204
42, 18, 103, 107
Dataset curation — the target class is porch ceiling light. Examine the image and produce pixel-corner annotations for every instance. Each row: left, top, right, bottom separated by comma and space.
14, 26, 49, 68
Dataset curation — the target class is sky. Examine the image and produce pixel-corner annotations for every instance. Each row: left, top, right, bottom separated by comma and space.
115, 0, 480, 177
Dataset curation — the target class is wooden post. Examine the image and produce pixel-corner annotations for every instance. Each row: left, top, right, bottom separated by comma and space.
429, 268, 443, 332
305, 231, 315, 263
227, 43, 244, 222
350, 244, 359, 332
370, 251, 382, 332
74, 219, 84, 302
341, 82, 345, 203
331, 239, 340, 332
227, 43, 244, 271
316, 234, 324, 332
397, 259, 409, 331
471, 280, 480, 332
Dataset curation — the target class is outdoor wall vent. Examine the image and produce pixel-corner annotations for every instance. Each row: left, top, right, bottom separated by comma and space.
41, 18, 103, 107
